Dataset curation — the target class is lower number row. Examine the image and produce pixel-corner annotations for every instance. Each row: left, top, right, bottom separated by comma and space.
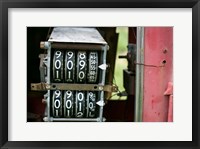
52, 90, 97, 118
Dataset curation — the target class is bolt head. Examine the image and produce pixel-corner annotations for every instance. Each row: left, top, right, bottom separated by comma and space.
163, 49, 168, 54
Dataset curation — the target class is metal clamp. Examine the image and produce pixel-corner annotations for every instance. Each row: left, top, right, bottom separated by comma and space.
31, 83, 118, 92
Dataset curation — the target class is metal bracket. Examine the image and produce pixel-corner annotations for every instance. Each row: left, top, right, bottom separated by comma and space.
31, 83, 47, 91
31, 83, 118, 92
39, 54, 47, 82
43, 117, 105, 122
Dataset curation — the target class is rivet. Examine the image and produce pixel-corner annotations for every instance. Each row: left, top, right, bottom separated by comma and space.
99, 86, 103, 90
46, 85, 50, 89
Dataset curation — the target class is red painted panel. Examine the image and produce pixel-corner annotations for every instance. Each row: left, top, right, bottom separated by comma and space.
143, 27, 173, 122
168, 95, 173, 122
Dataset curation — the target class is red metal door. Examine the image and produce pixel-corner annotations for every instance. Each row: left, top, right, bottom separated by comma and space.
143, 27, 173, 122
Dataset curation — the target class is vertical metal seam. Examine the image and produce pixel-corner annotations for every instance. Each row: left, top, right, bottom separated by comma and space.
47, 42, 51, 122
140, 28, 144, 122
99, 45, 107, 122
135, 27, 144, 122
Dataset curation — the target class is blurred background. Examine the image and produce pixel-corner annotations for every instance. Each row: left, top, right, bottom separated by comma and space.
111, 27, 128, 100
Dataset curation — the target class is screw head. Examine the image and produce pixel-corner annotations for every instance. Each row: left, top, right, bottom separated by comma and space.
163, 49, 168, 54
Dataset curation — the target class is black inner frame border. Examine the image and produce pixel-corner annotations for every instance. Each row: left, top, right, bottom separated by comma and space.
0, 0, 199, 148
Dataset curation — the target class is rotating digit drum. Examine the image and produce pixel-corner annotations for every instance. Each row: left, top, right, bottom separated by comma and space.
75, 91, 86, 118
86, 91, 96, 118
65, 51, 75, 83
52, 90, 63, 118
76, 51, 87, 83
63, 90, 74, 118
88, 52, 98, 83
52, 50, 64, 82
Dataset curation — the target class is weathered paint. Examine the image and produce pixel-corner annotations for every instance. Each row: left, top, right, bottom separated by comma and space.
142, 27, 173, 122
164, 82, 173, 122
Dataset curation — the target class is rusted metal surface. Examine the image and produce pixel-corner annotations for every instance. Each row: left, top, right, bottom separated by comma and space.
98, 28, 118, 100
48, 27, 107, 44
31, 83, 46, 91
50, 42, 107, 51
142, 27, 173, 122
123, 69, 135, 95
31, 83, 118, 92
39, 54, 47, 82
